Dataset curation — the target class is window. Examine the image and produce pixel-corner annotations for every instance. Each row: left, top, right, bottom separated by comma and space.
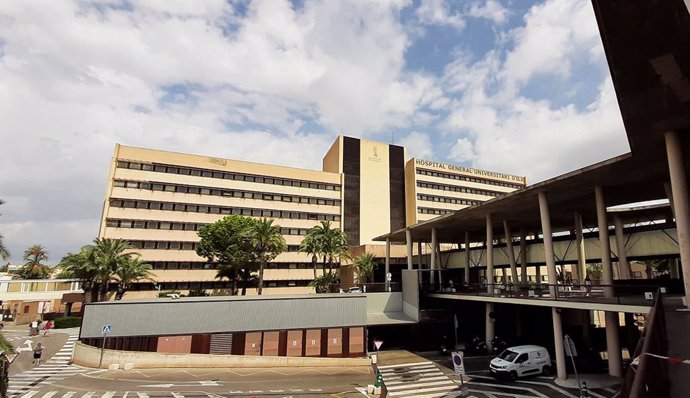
169, 242, 181, 250
113, 181, 126, 188
515, 354, 528, 363
144, 241, 156, 249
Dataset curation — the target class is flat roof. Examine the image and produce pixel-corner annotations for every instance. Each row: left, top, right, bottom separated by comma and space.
81, 294, 367, 339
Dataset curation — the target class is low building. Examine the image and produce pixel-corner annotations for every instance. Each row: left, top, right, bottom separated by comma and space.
79, 294, 367, 358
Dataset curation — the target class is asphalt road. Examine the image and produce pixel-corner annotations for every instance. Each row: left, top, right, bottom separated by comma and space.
18, 366, 375, 398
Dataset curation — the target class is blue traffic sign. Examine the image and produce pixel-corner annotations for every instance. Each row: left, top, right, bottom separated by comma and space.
101, 324, 112, 335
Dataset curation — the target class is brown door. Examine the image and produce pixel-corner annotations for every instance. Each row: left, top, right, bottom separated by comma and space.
349, 327, 364, 357
157, 336, 192, 354
304, 329, 321, 357
327, 328, 343, 357
244, 332, 262, 356
262, 331, 280, 356
286, 330, 303, 357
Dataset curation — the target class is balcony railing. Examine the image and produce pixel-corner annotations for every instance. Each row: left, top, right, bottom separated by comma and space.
423, 281, 661, 307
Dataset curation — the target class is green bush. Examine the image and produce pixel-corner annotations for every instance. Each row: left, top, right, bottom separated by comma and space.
54, 316, 82, 329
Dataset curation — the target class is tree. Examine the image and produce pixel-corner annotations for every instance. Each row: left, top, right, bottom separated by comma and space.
113, 256, 152, 300
0, 199, 9, 262
586, 263, 603, 280
353, 252, 377, 284
56, 246, 100, 303
303, 221, 350, 275
197, 216, 259, 295
248, 218, 287, 295
17, 245, 51, 279
309, 272, 340, 293
298, 232, 321, 280
92, 238, 135, 301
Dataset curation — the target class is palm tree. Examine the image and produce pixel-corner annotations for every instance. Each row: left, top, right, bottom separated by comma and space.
237, 268, 258, 296
309, 272, 340, 293
216, 264, 239, 295
353, 252, 377, 285
18, 245, 51, 279
304, 221, 350, 275
298, 232, 321, 280
114, 256, 152, 300
247, 218, 287, 295
92, 238, 136, 301
0, 236, 9, 262
0, 199, 8, 262
57, 246, 100, 303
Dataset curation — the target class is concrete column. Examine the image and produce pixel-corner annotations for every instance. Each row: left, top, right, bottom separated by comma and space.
486, 214, 494, 292
503, 220, 519, 284
613, 215, 631, 279
605, 311, 623, 377
552, 308, 567, 380
595, 186, 614, 296
417, 241, 423, 269
435, 234, 443, 286
464, 231, 471, 285
574, 212, 586, 284
665, 131, 690, 307
486, 303, 495, 350
431, 228, 438, 285
538, 192, 558, 297
385, 238, 391, 291
520, 229, 528, 284
405, 230, 413, 270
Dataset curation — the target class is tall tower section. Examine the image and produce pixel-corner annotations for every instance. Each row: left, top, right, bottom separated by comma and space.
323, 136, 407, 245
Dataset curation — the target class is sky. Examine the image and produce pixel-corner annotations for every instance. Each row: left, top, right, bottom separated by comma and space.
0, 0, 631, 265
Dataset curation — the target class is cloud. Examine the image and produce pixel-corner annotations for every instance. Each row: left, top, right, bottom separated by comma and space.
467, 0, 509, 24
397, 131, 434, 159
449, 137, 477, 163
415, 0, 466, 29
442, 0, 628, 180
0, 0, 631, 264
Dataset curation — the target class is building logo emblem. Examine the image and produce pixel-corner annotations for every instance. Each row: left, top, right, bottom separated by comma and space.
368, 146, 381, 163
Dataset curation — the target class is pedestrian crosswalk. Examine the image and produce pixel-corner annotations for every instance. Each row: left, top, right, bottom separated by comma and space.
9, 328, 86, 397
378, 361, 460, 398
13, 392, 248, 398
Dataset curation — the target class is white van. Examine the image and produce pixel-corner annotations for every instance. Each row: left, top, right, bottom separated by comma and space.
489, 345, 551, 380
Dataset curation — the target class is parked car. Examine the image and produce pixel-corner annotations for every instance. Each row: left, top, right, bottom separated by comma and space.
347, 286, 362, 293
489, 345, 551, 380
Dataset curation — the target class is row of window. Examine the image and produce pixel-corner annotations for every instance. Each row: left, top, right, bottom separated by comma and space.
417, 194, 481, 206
129, 240, 303, 252
109, 198, 341, 222
147, 261, 326, 271
105, 218, 312, 235
418, 207, 456, 216
416, 168, 524, 189
113, 180, 341, 207
116, 160, 341, 191
417, 180, 506, 198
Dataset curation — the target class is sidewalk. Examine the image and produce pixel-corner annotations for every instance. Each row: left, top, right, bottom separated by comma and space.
2, 328, 69, 376
554, 373, 623, 389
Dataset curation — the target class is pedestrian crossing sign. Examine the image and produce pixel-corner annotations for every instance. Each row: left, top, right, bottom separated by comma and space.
102, 324, 112, 335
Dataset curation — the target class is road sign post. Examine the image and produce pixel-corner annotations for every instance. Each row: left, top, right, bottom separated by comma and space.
452, 351, 467, 395
99, 324, 112, 368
